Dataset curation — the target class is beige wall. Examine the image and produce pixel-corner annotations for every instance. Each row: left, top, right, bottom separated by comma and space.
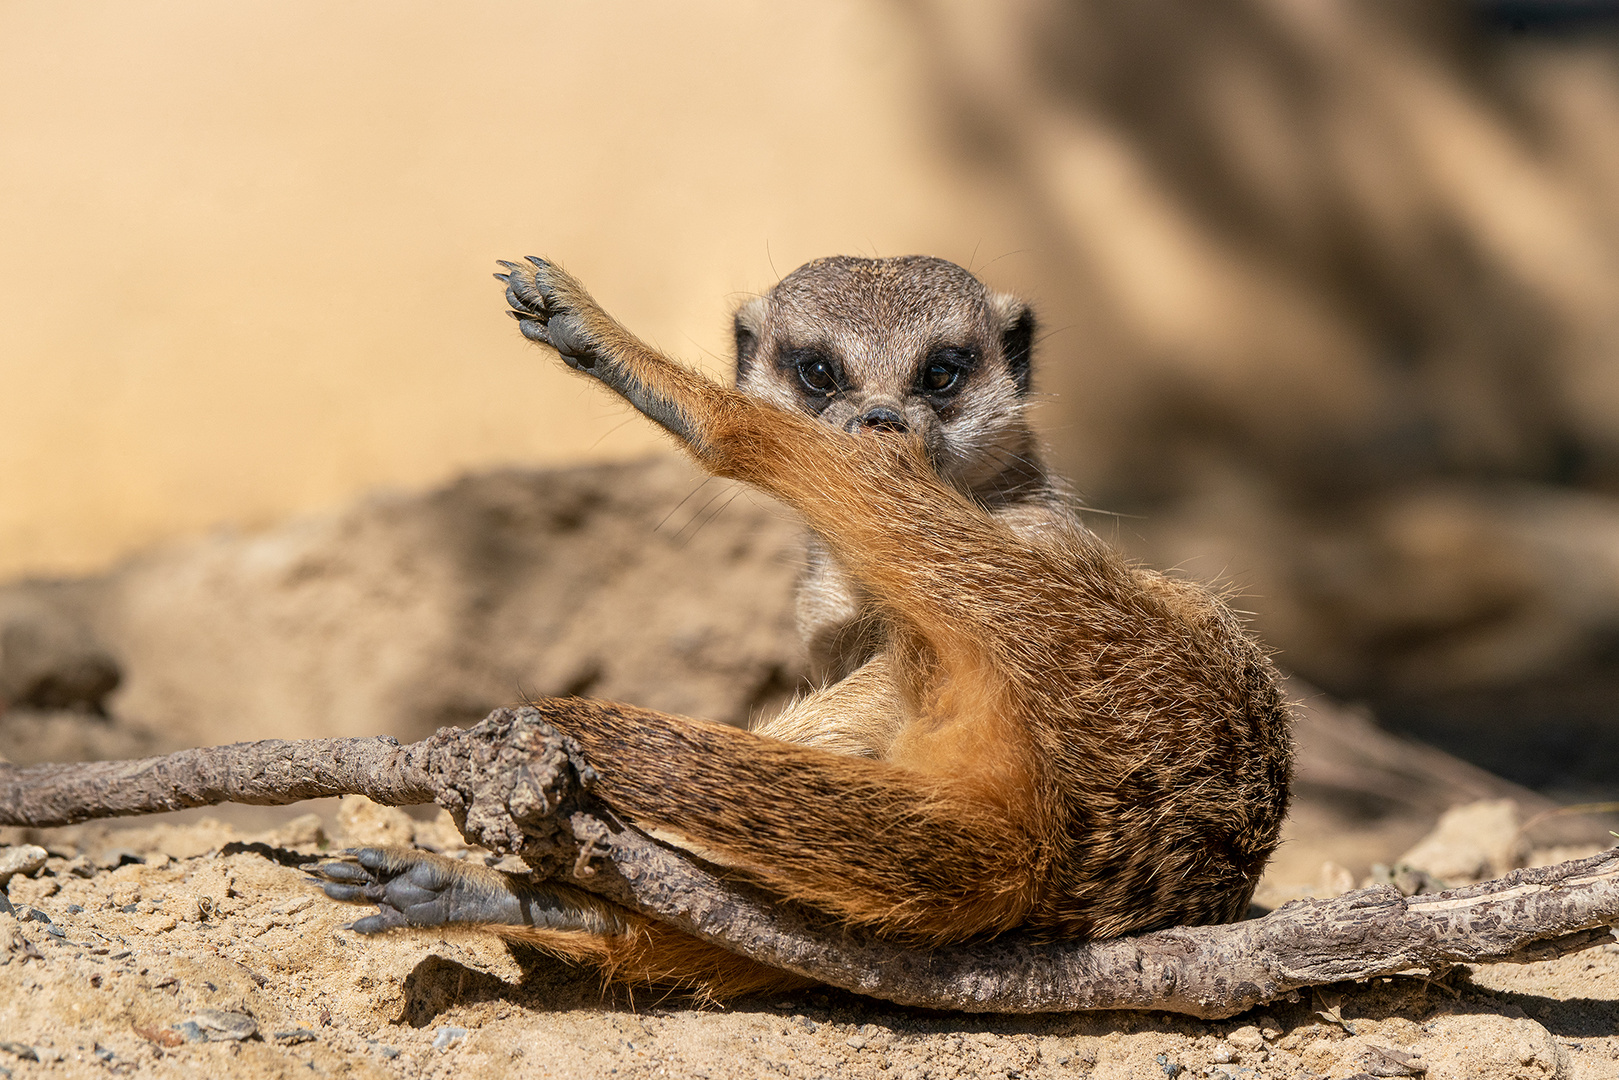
11, 0, 1619, 608
0, 1, 1036, 579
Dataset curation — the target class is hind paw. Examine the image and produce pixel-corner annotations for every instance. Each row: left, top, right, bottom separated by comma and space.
304, 848, 475, 932
309, 847, 613, 934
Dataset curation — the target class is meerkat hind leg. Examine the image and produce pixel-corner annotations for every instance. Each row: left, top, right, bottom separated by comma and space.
311, 848, 807, 997
310, 848, 624, 935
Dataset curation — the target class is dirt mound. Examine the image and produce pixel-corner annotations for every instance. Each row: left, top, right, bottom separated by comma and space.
0, 456, 802, 756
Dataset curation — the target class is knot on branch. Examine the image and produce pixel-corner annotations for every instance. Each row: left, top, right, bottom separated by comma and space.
423, 706, 599, 875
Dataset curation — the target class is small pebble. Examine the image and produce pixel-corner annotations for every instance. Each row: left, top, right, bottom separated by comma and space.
846, 1035, 868, 1049
0, 846, 47, 888
174, 1009, 257, 1043
0, 1043, 38, 1062
274, 1029, 318, 1045
65, 904, 82, 915
431, 1026, 466, 1051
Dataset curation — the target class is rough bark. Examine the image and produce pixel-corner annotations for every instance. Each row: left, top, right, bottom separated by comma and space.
0, 736, 436, 826
3, 707, 1616, 1018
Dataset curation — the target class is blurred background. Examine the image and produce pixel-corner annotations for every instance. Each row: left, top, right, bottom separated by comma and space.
7, 0, 1619, 806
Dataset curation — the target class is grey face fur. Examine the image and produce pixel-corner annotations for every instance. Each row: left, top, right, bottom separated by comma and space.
733, 256, 1042, 505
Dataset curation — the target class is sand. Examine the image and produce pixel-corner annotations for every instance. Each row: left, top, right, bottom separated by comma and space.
0, 798, 1615, 1080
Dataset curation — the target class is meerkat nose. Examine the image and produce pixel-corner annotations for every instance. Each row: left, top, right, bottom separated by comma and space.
847, 406, 909, 434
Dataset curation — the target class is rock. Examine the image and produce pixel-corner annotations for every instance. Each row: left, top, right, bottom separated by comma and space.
172, 1009, 257, 1043
1398, 799, 1526, 884
1417, 1014, 1567, 1079
0, 1042, 37, 1062
1358, 1044, 1425, 1076
0, 847, 45, 889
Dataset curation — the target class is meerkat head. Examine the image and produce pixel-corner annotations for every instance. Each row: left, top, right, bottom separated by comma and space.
733, 256, 1042, 502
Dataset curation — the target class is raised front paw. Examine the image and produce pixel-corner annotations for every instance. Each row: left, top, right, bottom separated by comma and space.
496, 256, 603, 371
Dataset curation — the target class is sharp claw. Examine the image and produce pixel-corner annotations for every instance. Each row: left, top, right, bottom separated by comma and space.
493, 272, 510, 284
496, 259, 522, 271
318, 883, 366, 902
507, 309, 535, 320
354, 848, 396, 870
525, 255, 548, 268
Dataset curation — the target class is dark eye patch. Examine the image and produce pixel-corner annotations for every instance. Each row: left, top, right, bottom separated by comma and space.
915, 345, 979, 398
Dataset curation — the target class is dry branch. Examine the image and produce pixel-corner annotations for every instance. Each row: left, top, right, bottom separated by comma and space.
3, 707, 1617, 1018
0, 736, 436, 826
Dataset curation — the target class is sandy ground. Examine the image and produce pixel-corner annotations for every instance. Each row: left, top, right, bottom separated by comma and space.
5, 454, 1619, 1078
2, 799, 1617, 1080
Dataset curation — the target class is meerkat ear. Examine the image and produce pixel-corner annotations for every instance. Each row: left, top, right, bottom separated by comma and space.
732, 297, 769, 386
989, 292, 1036, 395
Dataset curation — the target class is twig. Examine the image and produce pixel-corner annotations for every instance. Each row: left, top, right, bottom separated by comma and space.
3, 707, 1616, 1017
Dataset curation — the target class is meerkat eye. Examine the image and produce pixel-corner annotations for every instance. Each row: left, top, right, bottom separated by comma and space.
796, 357, 839, 395
921, 362, 959, 393
917, 346, 976, 396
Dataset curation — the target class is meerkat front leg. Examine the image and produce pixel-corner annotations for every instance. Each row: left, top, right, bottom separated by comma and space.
498, 257, 728, 451
498, 257, 1042, 649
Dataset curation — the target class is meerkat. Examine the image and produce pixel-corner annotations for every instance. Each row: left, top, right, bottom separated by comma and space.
313, 255, 1293, 1000
731, 256, 1052, 687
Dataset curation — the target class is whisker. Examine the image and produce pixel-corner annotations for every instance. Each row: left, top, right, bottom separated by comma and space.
680, 488, 746, 547
587, 415, 641, 452
672, 483, 736, 543
656, 477, 716, 533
